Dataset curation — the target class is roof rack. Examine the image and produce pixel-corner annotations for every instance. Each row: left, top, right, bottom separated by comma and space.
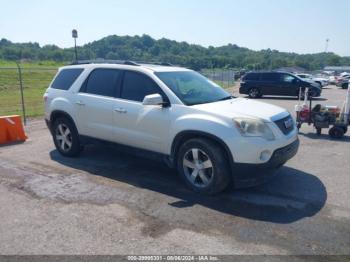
70, 59, 174, 67
70, 59, 139, 66
136, 61, 174, 67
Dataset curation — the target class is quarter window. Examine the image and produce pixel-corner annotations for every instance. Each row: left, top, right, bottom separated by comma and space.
121, 71, 162, 102
51, 68, 84, 90
84, 69, 121, 97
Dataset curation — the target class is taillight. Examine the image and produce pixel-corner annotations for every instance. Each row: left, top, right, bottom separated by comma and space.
43, 94, 48, 103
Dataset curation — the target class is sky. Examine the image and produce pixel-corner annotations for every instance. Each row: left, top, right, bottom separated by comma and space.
1, 0, 349, 56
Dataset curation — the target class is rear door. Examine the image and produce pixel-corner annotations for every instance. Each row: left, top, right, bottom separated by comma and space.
112, 70, 171, 153
74, 68, 122, 141
259, 73, 280, 95
242, 73, 260, 93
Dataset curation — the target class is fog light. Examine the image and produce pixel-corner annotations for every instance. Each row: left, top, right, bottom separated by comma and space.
260, 150, 272, 162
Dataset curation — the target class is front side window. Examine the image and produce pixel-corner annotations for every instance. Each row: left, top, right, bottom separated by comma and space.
281, 74, 296, 83
84, 69, 121, 97
155, 71, 231, 106
51, 68, 84, 90
121, 71, 163, 102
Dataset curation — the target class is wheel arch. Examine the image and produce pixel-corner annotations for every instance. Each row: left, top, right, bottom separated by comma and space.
170, 130, 234, 173
49, 110, 78, 135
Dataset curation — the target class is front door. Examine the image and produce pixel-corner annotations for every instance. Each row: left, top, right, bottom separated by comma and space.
279, 73, 298, 96
112, 70, 171, 154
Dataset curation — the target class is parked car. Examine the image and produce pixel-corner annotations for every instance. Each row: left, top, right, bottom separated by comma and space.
296, 73, 329, 88
313, 76, 329, 87
44, 61, 299, 195
336, 74, 350, 89
296, 73, 313, 80
328, 75, 337, 85
240, 71, 322, 98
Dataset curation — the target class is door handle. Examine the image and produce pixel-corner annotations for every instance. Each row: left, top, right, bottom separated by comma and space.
114, 108, 127, 114
75, 101, 85, 106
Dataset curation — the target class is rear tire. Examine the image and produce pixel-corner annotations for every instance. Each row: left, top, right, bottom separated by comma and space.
329, 126, 344, 139
52, 117, 82, 157
248, 87, 261, 98
177, 138, 231, 195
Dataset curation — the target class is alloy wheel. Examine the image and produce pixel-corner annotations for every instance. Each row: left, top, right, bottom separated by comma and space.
249, 88, 259, 98
55, 123, 73, 152
182, 148, 214, 188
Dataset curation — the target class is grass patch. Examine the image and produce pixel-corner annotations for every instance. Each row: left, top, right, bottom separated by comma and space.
0, 63, 58, 117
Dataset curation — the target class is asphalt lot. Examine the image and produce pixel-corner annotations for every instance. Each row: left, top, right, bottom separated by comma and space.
0, 85, 349, 255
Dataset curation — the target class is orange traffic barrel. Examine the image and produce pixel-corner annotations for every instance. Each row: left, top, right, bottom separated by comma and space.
0, 115, 27, 145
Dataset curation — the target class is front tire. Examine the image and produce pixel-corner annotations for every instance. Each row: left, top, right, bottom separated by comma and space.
176, 138, 231, 195
52, 117, 82, 157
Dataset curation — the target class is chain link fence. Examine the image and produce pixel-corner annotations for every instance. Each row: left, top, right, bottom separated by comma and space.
200, 69, 236, 89
0, 66, 57, 123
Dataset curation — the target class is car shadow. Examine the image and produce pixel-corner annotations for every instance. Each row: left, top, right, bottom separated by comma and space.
0, 141, 26, 148
245, 96, 328, 101
299, 131, 350, 142
50, 144, 327, 224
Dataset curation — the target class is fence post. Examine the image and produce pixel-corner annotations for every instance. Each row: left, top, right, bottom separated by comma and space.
15, 62, 26, 125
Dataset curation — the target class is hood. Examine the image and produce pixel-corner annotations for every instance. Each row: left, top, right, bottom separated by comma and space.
302, 79, 321, 88
192, 97, 289, 122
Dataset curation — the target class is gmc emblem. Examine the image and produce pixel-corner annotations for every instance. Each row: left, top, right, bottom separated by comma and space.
284, 118, 293, 129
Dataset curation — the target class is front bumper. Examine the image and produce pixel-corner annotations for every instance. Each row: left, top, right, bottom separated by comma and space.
233, 138, 299, 188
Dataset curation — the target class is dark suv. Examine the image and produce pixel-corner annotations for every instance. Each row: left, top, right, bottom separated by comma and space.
240, 71, 322, 98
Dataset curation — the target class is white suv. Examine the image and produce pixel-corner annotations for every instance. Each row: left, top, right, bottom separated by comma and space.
44, 61, 299, 194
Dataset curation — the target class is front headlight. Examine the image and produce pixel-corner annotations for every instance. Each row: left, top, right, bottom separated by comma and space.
233, 118, 275, 141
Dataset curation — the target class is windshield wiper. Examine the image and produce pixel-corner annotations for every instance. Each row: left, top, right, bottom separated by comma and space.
188, 96, 234, 106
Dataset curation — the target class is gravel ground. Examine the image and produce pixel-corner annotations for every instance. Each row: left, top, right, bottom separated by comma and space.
0, 85, 349, 256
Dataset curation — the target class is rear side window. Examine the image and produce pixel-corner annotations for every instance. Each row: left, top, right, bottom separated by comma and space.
260, 73, 279, 81
121, 71, 162, 102
83, 69, 121, 97
51, 68, 83, 90
243, 73, 260, 81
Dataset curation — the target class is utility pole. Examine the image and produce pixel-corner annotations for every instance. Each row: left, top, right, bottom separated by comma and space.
72, 29, 78, 61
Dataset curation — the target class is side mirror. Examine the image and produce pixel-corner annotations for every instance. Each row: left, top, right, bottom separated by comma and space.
142, 94, 164, 106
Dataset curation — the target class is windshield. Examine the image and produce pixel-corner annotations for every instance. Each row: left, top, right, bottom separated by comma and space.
155, 71, 232, 105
